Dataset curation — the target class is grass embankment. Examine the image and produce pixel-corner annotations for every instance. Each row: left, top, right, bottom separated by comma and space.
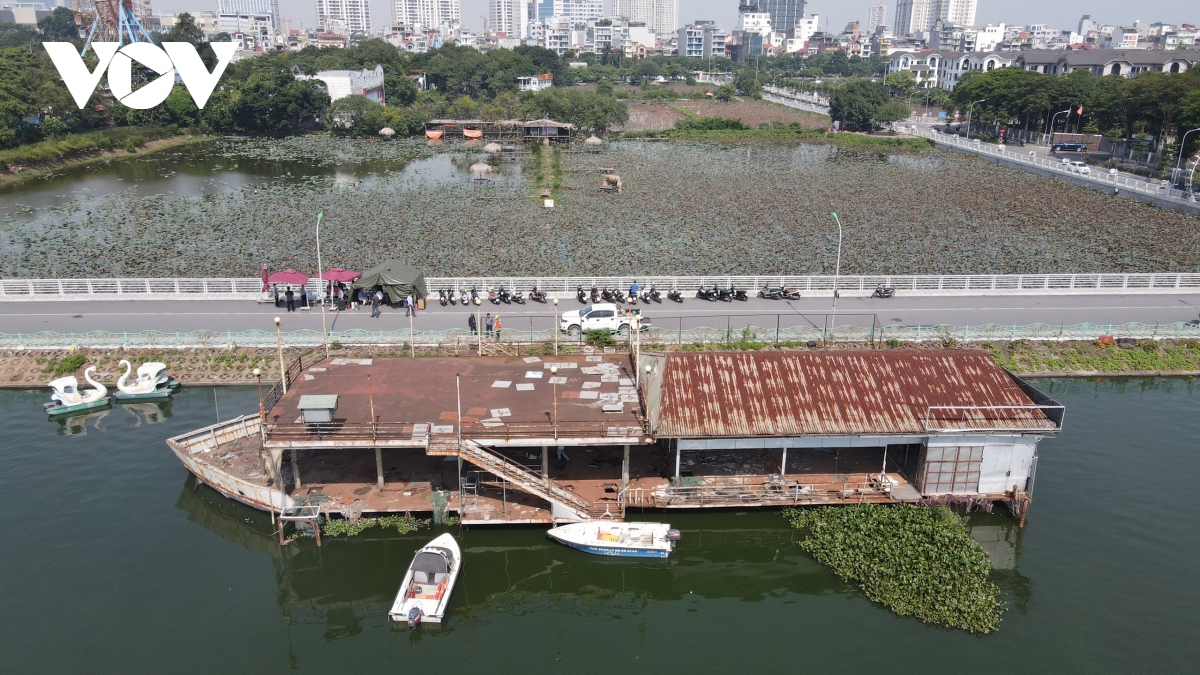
0, 126, 212, 180
621, 121, 932, 151
3, 339, 1198, 388
784, 504, 1003, 634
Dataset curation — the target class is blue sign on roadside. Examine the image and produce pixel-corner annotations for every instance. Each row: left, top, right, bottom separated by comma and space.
938, 112, 948, 118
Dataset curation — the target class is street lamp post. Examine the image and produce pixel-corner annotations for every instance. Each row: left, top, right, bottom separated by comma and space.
550, 366, 558, 441
1048, 108, 1071, 146
1173, 127, 1200, 185
553, 298, 559, 356
829, 212, 843, 347
253, 367, 263, 422
315, 212, 328, 358
965, 98, 985, 140
274, 316, 287, 394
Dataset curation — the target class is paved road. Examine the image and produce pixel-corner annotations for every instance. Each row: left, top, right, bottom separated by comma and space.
4, 294, 1200, 335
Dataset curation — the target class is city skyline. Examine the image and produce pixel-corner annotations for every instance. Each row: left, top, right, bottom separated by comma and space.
154, 0, 1197, 40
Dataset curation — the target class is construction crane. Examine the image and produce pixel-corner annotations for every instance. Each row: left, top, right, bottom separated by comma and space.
80, 0, 155, 56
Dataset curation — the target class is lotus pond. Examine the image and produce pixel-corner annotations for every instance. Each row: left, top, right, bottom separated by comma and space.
1, 137, 1196, 278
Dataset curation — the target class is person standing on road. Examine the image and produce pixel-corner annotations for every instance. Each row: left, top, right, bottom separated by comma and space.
405, 293, 414, 317
285, 286, 295, 312
493, 314, 502, 339
484, 312, 494, 338
468, 313, 477, 335
371, 290, 382, 318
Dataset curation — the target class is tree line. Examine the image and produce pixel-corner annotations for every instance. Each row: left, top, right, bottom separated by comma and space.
951, 66, 1200, 157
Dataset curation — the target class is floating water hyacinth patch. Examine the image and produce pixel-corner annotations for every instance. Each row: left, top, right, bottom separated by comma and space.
783, 504, 1004, 634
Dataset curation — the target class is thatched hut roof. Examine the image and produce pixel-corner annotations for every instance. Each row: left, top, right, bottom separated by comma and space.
483, 142, 503, 153
469, 162, 492, 174
378, 127, 395, 137
584, 135, 602, 146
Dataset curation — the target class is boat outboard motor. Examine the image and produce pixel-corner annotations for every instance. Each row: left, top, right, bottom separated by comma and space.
407, 606, 424, 629
666, 529, 682, 547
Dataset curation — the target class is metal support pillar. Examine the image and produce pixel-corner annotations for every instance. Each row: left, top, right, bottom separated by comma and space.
375, 447, 384, 488
291, 449, 302, 489
674, 443, 681, 480
542, 445, 549, 478
622, 444, 630, 490
781, 446, 788, 477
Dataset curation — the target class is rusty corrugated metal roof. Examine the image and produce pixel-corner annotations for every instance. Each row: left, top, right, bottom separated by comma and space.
650, 350, 1058, 438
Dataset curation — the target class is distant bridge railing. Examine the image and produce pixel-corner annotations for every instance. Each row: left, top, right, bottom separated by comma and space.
3, 321, 1197, 349
3, 273, 1200, 300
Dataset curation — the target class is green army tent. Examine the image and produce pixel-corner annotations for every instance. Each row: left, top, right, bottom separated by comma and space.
350, 260, 428, 304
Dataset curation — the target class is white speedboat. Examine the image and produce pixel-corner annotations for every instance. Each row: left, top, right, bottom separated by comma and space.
547, 521, 681, 558
44, 367, 111, 417
388, 533, 462, 628
114, 360, 180, 401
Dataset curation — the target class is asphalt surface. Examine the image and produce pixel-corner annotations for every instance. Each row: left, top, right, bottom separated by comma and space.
4, 294, 1200, 335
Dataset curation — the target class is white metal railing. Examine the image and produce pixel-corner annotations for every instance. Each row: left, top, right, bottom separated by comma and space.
4, 273, 1200, 300
761, 86, 831, 115
904, 124, 1198, 205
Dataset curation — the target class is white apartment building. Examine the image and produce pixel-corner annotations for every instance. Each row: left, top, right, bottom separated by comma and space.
610, 0, 677, 37
317, 0, 371, 33
792, 14, 818, 45
488, 0, 529, 38
893, 0, 975, 37
867, 3, 885, 34
393, 0, 460, 32
737, 8, 772, 37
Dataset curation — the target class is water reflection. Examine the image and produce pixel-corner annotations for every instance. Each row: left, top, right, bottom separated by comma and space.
175, 476, 1033, 641
54, 408, 112, 435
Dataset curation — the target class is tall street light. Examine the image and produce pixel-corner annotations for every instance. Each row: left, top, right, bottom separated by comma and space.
274, 316, 287, 394
965, 99, 985, 140
553, 298, 559, 356
1048, 108, 1071, 145
1173, 127, 1200, 185
829, 212, 843, 346
315, 212, 329, 358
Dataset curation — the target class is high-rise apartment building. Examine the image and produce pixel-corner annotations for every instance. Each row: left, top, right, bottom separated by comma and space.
317, 0, 371, 33
611, 0, 677, 37
489, 0, 529, 37
867, 3, 885, 33
894, 0, 976, 37
755, 0, 805, 37
392, 0, 461, 31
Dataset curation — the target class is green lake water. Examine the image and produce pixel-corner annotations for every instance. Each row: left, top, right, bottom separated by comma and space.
2, 378, 1197, 673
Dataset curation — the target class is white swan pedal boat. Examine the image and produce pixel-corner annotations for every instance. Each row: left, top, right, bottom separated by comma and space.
44, 367, 111, 417
547, 521, 681, 558
114, 360, 180, 401
388, 533, 462, 628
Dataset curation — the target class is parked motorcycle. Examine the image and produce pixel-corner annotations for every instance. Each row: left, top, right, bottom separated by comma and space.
447, 288, 457, 306
590, 286, 600, 303
488, 287, 501, 305
782, 288, 801, 300
627, 290, 638, 305
470, 287, 482, 305
730, 285, 748, 302
667, 287, 684, 303
758, 286, 784, 300
528, 287, 547, 303
438, 289, 449, 306
696, 285, 717, 301
648, 286, 662, 303
577, 286, 588, 303
872, 284, 896, 299
460, 288, 470, 306
511, 288, 525, 305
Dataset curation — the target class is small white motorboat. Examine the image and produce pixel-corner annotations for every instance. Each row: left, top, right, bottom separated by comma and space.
388, 533, 462, 628
547, 521, 681, 558
114, 360, 180, 401
44, 367, 111, 417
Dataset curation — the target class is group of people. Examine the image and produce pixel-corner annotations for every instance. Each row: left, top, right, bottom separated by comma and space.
467, 312, 503, 338
273, 282, 419, 319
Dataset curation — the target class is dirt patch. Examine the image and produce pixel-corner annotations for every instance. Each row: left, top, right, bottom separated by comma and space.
616, 103, 687, 131
676, 100, 829, 129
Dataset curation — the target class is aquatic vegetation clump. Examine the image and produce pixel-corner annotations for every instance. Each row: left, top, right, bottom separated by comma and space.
215, 136, 440, 166
322, 512, 428, 537
783, 504, 1003, 634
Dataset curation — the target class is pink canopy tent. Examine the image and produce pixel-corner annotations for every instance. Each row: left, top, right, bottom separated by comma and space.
316, 268, 362, 283
266, 269, 310, 286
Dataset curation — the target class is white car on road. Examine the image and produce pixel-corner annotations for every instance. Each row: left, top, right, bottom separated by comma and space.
1066, 160, 1090, 175
560, 303, 642, 335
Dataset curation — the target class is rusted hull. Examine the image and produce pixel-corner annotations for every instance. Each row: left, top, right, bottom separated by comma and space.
171, 447, 290, 512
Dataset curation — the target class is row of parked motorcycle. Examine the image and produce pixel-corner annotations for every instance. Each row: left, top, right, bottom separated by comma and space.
437, 282, 897, 306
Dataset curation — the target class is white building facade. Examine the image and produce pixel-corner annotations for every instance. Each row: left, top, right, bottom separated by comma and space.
392, 0, 461, 32
488, 0, 529, 38
317, 0, 372, 33
611, 0, 677, 38
867, 3, 885, 34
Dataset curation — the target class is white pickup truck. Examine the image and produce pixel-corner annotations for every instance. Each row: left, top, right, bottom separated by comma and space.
559, 303, 644, 335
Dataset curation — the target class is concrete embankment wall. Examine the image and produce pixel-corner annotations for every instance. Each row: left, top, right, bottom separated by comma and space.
938, 144, 1200, 217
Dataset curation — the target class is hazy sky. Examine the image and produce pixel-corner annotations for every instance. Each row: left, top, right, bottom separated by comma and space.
158, 0, 1197, 39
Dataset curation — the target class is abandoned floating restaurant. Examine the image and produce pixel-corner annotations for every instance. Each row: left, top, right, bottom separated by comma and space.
167, 348, 1063, 526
